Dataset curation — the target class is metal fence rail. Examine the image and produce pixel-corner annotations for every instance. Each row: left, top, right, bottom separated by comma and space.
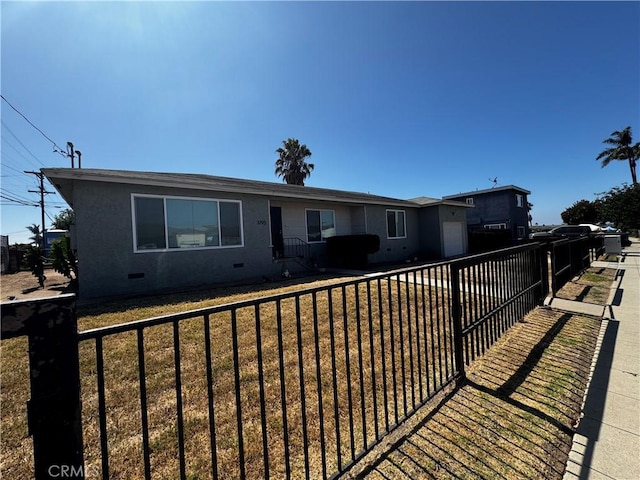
549, 237, 599, 296
451, 244, 546, 365
77, 262, 460, 480
3, 242, 564, 480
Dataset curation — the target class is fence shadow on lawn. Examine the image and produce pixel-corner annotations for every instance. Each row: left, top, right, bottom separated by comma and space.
76, 272, 360, 318
355, 307, 601, 480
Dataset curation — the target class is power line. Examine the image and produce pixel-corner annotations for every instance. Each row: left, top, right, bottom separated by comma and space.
0, 193, 38, 207
0, 187, 37, 202
1, 95, 84, 169
2, 135, 44, 170
0, 160, 33, 177
1, 94, 67, 156
0, 189, 40, 208
1, 120, 45, 166
25, 171, 55, 246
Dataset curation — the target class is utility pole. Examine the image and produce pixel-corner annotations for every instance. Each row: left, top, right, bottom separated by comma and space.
25, 171, 54, 248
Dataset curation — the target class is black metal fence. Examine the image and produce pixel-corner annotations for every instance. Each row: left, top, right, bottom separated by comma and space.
548, 236, 604, 296
1, 242, 576, 480
451, 243, 546, 365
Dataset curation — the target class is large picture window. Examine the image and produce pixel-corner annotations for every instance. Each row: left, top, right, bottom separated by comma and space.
132, 195, 243, 251
306, 209, 335, 243
387, 210, 406, 239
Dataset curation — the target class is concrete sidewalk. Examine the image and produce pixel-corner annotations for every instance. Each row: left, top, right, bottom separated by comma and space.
562, 239, 640, 479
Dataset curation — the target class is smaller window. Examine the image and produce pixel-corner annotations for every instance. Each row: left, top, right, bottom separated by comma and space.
516, 194, 524, 208
387, 210, 406, 239
484, 223, 507, 230
306, 209, 335, 243
517, 226, 526, 238
466, 198, 474, 205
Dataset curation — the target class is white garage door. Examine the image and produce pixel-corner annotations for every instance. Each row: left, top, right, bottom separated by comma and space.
443, 221, 465, 257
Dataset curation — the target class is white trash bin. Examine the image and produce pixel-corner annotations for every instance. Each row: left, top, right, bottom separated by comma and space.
604, 234, 622, 255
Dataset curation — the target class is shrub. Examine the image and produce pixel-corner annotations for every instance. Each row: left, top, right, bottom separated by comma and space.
24, 246, 45, 288
50, 236, 78, 284
326, 234, 380, 268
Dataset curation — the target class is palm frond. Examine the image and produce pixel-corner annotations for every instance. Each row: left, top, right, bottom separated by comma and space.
274, 138, 313, 185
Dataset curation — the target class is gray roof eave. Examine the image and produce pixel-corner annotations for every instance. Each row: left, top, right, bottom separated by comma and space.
41, 168, 419, 208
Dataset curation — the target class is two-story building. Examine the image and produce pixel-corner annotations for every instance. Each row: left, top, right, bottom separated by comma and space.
443, 185, 531, 241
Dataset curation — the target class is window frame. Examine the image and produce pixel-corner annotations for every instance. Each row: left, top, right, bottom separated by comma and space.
386, 209, 407, 239
131, 193, 244, 253
465, 197, 474, 205
305, 208, 336, 243
484, 223, 507, 230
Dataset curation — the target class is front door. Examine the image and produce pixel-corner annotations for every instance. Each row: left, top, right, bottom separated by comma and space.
270, 206, 284, 258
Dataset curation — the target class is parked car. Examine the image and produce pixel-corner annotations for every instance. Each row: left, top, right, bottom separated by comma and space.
579, 223, 603, 233
529, 225, 591, 241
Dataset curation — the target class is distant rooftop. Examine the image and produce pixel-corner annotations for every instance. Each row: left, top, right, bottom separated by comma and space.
409, 196, 473, 208
443, 185, 531, 199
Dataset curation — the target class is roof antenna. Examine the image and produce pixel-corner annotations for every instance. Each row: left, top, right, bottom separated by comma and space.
489, 177, 498, 188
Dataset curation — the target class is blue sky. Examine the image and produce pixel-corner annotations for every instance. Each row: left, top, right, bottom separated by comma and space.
2, 1, 638, 244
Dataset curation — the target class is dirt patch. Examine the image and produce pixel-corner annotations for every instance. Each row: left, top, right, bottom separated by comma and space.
0, 269, 74, 302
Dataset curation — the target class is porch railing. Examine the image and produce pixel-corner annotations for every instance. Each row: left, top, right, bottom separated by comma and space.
282, 237, 311, 263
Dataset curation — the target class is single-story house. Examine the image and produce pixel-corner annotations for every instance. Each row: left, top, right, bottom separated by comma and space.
42, 168, 472, 300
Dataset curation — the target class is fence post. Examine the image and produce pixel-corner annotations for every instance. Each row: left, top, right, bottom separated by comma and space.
1, 294, 85, 479
549, 243, 558, 296
539, 246, 550, 301
449, 263, 466, 381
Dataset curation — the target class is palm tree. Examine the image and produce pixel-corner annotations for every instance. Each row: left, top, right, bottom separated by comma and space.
596, 126, 639, 184
275, 138, 314, 186
26, 223, 43, 247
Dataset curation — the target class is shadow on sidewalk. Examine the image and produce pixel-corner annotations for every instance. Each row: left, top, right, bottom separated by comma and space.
565, 319, 617, 479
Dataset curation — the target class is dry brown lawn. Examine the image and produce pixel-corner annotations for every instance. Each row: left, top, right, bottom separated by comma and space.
555, 267, 617, 304
353, 307, 601, 479
1, 265, 610, 480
